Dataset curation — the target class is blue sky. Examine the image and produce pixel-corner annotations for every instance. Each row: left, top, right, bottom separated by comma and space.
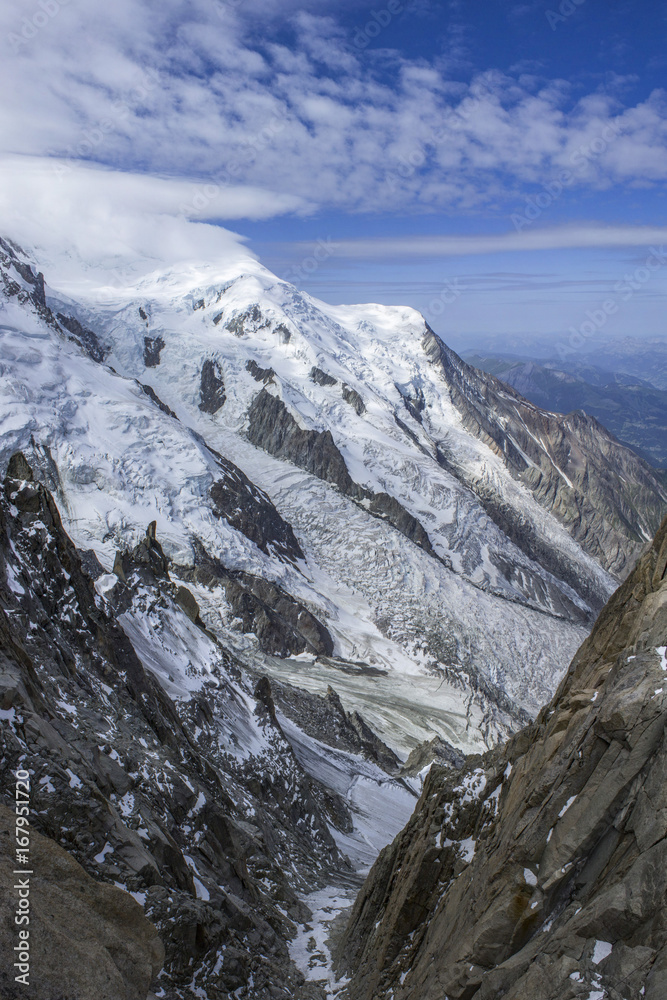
1, 0, 666, 349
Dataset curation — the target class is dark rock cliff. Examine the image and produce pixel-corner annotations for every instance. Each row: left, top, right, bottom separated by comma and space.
424, 328, 667, 581
338, 514, 667, 1000
0, 456, 349, 998
246, 388, 435, 557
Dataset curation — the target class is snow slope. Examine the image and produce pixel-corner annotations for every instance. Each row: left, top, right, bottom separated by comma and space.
0, 235, 623, 756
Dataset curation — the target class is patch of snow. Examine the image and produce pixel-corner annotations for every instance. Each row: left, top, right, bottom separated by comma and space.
592, 940, 612, 964
558, 795, 576, 818
94, 842, 114, 863
66, 769, 82, 789
523, 868, 538, 886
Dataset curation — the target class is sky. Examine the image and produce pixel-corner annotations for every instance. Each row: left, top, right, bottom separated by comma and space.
1, 0, 666, 352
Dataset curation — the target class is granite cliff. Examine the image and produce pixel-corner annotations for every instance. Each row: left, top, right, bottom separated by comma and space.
338, 514, 667, 1000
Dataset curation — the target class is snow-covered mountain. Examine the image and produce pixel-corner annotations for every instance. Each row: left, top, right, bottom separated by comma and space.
1, 234, 665, 754
2, 232, 667, 999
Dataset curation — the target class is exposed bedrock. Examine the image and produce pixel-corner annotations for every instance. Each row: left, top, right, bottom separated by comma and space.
423, 327, 667, 581
0, 455, 348, 998
208, 451, 305, 565
199, 358, 226, 413
143, 334, 165, 367
0, 807, 163, 1000
185, 540, 334, 658
246, 388, 435, 557
338, 513, 667, 1000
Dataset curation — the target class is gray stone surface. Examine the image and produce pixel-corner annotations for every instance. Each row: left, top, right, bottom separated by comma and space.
0, 806, 163, 1000
338, 514, 667, 1000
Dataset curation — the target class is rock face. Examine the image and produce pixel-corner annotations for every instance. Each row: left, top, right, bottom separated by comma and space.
338, 514, 667, 1000
310, 366, 338, 387
183, 539, 334, 657
424, 328, 667, 579
464, 352, 667, 468
208, 450, 305, 564
199, 358, 226, 413
0, 455, 358, 998
342, 384, 365, 415
144, 334, 165, 367
0, 806, 163, 1000
246, 388, 435, 557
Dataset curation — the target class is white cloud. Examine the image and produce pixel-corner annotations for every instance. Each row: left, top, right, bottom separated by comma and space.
327, 224, 667, 258
1, 0, 666, 219
0, 156, 308, 292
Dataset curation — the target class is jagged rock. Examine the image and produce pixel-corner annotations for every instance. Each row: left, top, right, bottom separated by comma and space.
246, 389, 435, 557
208, 453, 305, 564
115, 521, 171, 583
342, 385, 366, 415
139, 381, 178, 418
199, 358, 226, 413
399, 736, 466, 776
310, 366, 338, 387
57, 312, 108, 363
423, 326, 667, 580
0, 456, 351, 997
184, 541, 333, 657
396, 383, 426, 424
0, 806, 163, 1000
338, 514, 667, 1000
175, 584, 200, 623
246, 358, 276, 384
269, 679, 401, 774
143, 334, 165, 367
226, 304, 267, 336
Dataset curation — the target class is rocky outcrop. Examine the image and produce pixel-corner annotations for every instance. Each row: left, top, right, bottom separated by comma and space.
342, 385, 365, 415
143, 334, 165, 367
208, 451, 305, 564
424, 327, 667, 580
199, 358, 226, 413
0, 455, 349, 998
56, 312, 109, 363
139, 380, 178, 419
246, 358, 276, 383
270, 680, 401, 774
184, 540, 334, 657
338, 514, 667, 1000
310, 366, 338, 387
0, 806, 163, 1000
246, 389, 435, 557
1, 239, 112, 366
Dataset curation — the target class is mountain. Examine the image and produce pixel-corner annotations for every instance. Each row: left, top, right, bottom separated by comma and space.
2, 235, 666, 742
0, 453, 417, 998
1, 231, 667, 998
454, 334, 667, 392
464, 352, 667, 468
337, 511, 667, 1000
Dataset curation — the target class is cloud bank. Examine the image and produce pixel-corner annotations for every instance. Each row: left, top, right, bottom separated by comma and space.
1, 0, 667, 223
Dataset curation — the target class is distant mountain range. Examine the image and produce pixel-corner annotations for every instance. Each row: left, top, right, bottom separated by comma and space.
464, 351, 667, 468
